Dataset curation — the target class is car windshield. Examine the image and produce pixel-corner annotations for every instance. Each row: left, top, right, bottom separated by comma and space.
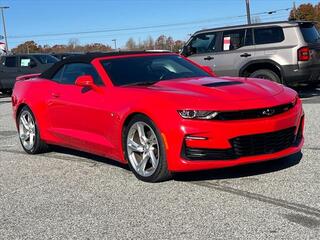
101, 54, 210, 86
33, 55, 59, 64
300, 23, 320, 43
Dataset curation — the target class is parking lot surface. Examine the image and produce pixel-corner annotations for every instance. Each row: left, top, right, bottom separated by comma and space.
0, 87, 320, 240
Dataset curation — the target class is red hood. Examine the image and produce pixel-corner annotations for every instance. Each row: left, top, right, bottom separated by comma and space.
122, 76, 296, 111
142, 77, 284, 100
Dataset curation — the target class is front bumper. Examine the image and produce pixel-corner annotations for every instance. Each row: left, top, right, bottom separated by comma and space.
164, 101, 304, 172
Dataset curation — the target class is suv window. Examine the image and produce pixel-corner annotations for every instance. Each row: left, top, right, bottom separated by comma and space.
3, 56, 17, 67
19, 56, 36, 67
33, 55, 58, 64
245, 28, 253, 46
300, 23, 320, 44
189, 33, 217, 54
223, 29, 245, 51
55, 63, 103, 85
254, 27, 284, 44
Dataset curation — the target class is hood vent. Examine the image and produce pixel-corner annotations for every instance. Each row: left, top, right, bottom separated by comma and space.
203, 81, 243, 87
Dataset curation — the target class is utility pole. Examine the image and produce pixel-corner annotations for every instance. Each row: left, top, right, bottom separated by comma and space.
0, 6, 9, 54
245, 0, 251, 25
293, 1, 297, 19
112, 39, 117, 50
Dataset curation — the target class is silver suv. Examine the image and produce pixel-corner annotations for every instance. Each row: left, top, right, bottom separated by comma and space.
182, 21, 320, 86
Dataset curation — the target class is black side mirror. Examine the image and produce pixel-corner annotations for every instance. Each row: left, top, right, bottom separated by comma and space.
181, 45, 190, 57
181, 45, 197, 57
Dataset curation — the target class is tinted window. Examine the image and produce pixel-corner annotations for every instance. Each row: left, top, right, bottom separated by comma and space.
102, 55, 210, 86
33, 55, 58, 64
3, 57, 17, 67
245, 28, 253, 46
254, 27, 284, 44
189, 33, 217, 54
300, 23, 320, 43
223, 29, 245, 51
51, 66, 64, 82
19, 56, 36, 67
59, 63, 103, 85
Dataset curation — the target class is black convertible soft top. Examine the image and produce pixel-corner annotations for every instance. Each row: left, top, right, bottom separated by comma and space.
40, 51, 172, 79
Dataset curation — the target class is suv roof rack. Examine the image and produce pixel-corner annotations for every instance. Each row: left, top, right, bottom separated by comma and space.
194, 20, 315, 35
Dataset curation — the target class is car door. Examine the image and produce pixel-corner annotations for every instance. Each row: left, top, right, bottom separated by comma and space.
212, 28, 255, 76
46, 63, 113, 155
185, 31, 220, 71
0, 56, 20, 90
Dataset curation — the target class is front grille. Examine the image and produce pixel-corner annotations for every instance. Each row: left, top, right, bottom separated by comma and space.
183, 127, 297, 160
231, 127, 296, 157
215, 103, 295, 120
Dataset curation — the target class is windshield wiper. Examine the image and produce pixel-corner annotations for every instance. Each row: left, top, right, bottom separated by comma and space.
123, 81, 160, 86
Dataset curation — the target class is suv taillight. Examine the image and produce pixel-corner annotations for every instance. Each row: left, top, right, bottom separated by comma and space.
298, 47, 310, 61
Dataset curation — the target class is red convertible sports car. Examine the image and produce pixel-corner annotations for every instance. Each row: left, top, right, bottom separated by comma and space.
12, 51, 304, 182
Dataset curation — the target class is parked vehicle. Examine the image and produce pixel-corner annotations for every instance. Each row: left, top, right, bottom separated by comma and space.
12, 51, 304, 182
0, 54, 58, 93
52, 52, 84, 60
182, 21, 320, 87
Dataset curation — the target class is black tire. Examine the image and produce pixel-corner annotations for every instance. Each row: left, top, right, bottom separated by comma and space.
0, 89, 12, 96
249, 69, 281, 83
123, 114, 172, 182
17, 106, 49, 154
6, 89, 12, 96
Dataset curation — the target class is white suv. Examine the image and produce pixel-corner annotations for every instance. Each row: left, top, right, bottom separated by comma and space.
182, 21, 320, 87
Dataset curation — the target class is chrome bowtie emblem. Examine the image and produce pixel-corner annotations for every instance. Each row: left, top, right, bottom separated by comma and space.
262, 108, 275, 116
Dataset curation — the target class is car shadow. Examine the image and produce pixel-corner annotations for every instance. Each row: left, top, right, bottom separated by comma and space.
0, 94, 11, 100
49, 146, 302, 182
0, 92, 12, 98
49, 145, 130, 171
292, 84, 320, 99
173, 152, 302, 182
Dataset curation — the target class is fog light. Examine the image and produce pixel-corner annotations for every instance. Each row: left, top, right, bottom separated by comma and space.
185, 135, 208, 140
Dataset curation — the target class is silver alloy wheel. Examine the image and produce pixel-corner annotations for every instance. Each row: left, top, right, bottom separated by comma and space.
127, 122, 160, 177
19, 111, 36, 151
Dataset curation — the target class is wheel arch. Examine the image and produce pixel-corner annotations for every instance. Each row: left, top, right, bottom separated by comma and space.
239, 60, 284, 82
121, 112, 154, 138
120, 112, 152, 161
15, 102, 48, 141
16, 103, 30, 122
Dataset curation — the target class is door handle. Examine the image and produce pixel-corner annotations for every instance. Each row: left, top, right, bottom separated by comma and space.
51, 93, 60, 98
204, 56, 214, 61
240, 53, 251, 58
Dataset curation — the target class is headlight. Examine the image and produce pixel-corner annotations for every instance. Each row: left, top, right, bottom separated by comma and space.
178, 110, 219, 119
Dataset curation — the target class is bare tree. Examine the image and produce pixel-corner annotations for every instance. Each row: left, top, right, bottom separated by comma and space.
155, 35, 167, 50
167, 36, 174, 51
68, 38, 80, 51
125, 38, 137, 50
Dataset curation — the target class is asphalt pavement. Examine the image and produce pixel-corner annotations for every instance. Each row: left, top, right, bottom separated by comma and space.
0, 87, 319, 240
